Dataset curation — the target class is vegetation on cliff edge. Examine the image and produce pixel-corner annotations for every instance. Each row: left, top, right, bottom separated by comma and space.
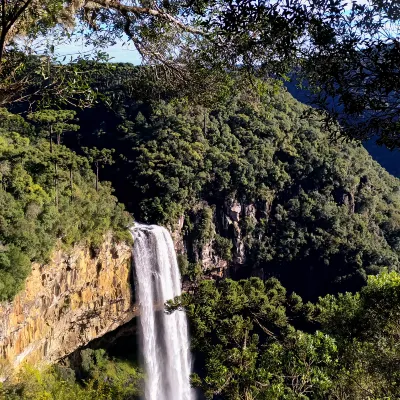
0, 108, 131, 301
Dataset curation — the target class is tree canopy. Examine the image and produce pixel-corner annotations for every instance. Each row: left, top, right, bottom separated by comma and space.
69, 72, 400, 299
167, 270, 400, 399
0, 108, 131, 301
0, 1, 399, 146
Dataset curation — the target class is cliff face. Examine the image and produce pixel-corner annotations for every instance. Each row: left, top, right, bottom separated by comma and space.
0, 235, 134, 375
174, 198, 269, 281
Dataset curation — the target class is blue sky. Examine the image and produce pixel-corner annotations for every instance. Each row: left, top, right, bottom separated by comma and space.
55, 38, 141, 63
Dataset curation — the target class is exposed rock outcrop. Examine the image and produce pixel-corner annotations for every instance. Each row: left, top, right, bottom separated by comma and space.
199, 239, 228, 278
173, 199, 270, 281
170, 215, 186, 255
0, 235, 134, 375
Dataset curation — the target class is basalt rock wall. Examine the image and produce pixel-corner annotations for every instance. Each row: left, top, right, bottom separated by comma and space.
171, 198, 270, 281
0, 235, 134, 376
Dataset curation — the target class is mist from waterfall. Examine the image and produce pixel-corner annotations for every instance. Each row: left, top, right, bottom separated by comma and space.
130, 224, 195, 400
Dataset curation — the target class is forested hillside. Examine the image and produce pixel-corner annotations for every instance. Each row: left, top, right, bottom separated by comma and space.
65, 67, 400, 299
0, 0, 399, 398
167, 270, 400, 399
2, 62, 399, 302
285, 78, 400, 178
2, 65, 400, 399
0, 108, 131, 301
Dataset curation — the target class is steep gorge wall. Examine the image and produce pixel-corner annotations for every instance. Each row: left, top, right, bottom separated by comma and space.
172, 198, 269, 281
0, 205, 260, 377
0, 235, 135, 376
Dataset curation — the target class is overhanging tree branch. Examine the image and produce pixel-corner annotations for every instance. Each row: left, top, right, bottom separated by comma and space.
0, 0, 34, 63
90, 0, 205, 35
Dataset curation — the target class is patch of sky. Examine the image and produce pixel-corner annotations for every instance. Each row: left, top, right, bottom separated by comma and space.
55, 36, 141, 64
20, 25, 141, 64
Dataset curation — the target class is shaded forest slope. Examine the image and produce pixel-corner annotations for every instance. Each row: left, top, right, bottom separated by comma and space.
66, 68, 400, 299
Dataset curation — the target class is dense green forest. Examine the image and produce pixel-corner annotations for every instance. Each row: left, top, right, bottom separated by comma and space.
2, 66, 400, 399
0, 107, 131, 301
167, 270, 400, 399
0, 1, 399, 399
60, 66, 400, 299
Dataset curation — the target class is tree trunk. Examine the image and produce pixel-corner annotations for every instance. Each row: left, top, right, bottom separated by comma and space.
49, 125, 53, 153
54, 160, 58, 209
0, 31, 7, 67
0, 0, 34, 66
0, 0, 8, 66
57, 133, 61, 145
95, 161, 99, 192
69, 166, 73, 203
204, 110, 207, 135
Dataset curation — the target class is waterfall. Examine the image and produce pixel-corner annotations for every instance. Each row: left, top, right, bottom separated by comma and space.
130, 224, 195, 400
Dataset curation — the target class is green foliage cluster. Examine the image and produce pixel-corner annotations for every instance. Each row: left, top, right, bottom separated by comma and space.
169, 270, 400, 399
185, 206, 216, 257
177, 254, 189, 276
74, 73, 400, 297
169, 277, 333, 399
0, 349, 143, 400
0, 108, 131, 301
27, 110, 80, 146
214, 234, 233, 261
313, 270, 400, 398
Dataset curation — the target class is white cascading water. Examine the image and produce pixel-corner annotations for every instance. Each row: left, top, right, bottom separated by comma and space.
130, 224, 195, 400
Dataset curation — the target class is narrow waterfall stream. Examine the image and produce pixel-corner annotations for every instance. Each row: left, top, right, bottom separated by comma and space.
130, 224, 195, 400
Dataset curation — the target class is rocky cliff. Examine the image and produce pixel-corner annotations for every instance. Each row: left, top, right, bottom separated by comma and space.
173, 198, 269, 282
0, 235, 134, 377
